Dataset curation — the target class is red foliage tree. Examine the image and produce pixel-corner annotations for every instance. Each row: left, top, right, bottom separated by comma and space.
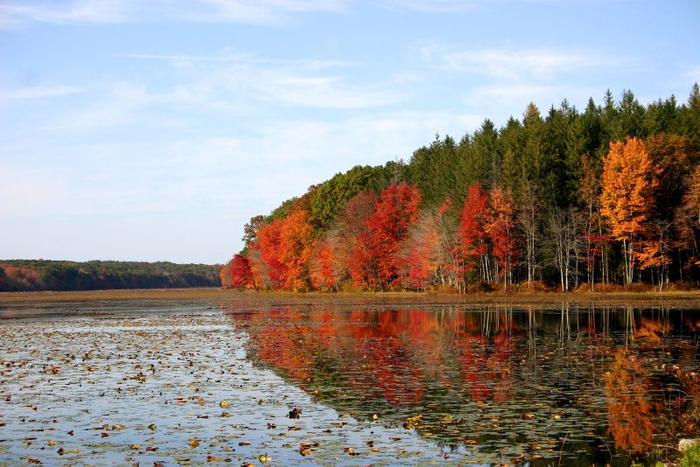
309, 238, 339, 291
459, 184, 490, 279
229, 254, 254, 289
397, 212, 441, 290
361, 183, 421, 289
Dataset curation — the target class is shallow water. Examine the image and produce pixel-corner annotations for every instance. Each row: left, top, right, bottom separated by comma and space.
1, 301, 699, 465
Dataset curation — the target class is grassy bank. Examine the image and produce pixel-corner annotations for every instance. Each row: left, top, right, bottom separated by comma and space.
4, 287, 700, 308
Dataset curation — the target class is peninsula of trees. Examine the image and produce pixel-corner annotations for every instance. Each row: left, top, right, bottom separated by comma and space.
0, 260, 221, 292
222, 86, 700, 292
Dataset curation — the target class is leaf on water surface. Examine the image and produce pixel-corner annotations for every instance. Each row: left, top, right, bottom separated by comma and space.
258, 453, 271, 463
47, 440, 57, 446
100, 433, 109, 438
219, 400, 230, 408
189, 438, 200, 448
128, 444, 140, 450
57, 448, 79, 455
288, 407, 302, 419
299, 441, 319, 456
403, 415, 422, 430
148, 423, 157, 431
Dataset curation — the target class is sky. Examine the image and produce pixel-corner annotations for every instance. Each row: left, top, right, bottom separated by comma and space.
1, 0, 699, 264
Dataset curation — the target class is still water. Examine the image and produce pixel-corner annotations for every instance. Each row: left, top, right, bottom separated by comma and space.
1, 300, 699, 465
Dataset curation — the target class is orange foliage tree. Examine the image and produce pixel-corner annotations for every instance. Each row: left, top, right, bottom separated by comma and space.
486, 186, 517, 289
256, 219, 286, 288
254, 209, 314, 291
278, 210, 314, 290
600, 137, 659, 285
604, 350, 660, 453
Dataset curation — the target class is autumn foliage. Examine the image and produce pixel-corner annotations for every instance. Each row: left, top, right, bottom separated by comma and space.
222, 87, 700, 292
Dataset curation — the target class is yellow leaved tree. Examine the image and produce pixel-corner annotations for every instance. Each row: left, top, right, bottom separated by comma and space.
600, 137, 658, 285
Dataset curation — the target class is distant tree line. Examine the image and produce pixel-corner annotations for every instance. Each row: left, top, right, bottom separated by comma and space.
222, 85, 700, 292
0, 260, 221, 292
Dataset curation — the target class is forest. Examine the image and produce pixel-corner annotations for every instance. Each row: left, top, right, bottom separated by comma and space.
0, 260, 221, 292
222, 85, 700, 293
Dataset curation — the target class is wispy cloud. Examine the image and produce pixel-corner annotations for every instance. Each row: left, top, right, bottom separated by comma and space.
114, 53, 348, 69
41, 83, 152, 132
242, 70, 405, 109
384, 0, 478, 12
181, 0, 350, 24
0, 0, 349, 27
0, 85, 83, 103
0, 0, 128, 27
421, 44, 615, 81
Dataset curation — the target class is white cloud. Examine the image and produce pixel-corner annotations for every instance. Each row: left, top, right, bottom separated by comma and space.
42, 83, 153, 132
114, 53, 348, 69
0, 0, 349, 27
385, 0, 477, 12
0, 109, 482, 261
39, 55, 405, 133
184, 0, 349, 24
0, 85, 83, 103
466, 83, 601, 118
421, 44, 614, 81
244, 70, 405, 109
0, 0, 128, 26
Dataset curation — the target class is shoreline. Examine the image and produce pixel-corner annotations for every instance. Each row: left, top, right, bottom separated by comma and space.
4, 287, 700, 307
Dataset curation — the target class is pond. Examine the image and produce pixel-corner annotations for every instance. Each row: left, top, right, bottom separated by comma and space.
1, 300, 699, 465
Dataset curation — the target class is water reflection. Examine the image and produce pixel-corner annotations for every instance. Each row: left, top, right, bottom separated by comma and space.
228, 305, 700, 463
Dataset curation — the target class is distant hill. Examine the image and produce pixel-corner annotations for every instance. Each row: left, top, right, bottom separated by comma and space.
0, 260, 221, 292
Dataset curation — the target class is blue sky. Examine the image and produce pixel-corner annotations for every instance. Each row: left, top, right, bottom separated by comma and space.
1, 0, 698, 264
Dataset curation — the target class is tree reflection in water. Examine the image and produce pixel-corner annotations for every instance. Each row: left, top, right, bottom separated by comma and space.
228, 305, 700, 463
